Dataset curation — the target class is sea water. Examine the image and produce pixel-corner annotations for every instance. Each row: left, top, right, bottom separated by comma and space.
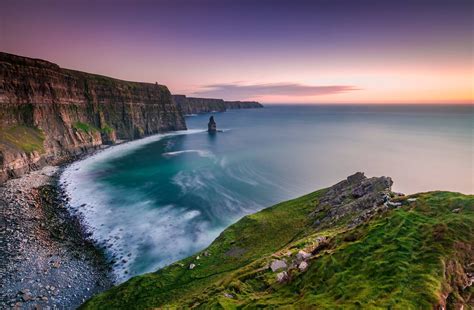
61, 105, 473, 282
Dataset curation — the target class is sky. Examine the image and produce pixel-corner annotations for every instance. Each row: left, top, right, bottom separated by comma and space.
1, 0, 473, 104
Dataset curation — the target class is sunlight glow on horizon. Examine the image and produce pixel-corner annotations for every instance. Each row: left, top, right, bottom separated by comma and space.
1, 0, 472, 104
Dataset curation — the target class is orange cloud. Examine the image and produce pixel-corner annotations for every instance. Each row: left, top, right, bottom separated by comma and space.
192, 83, 360, 100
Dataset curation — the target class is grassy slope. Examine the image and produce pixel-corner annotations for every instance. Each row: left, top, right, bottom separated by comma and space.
0, 125, 45, 154
83, 190, 473, 309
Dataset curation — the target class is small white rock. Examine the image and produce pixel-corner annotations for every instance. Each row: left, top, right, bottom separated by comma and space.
298, 261, 308, 271
276, 271, 288, 283
407, 198, 417, 202
387, 201, 402, 207
189, 263, 196, 270
223, 292, 234, 299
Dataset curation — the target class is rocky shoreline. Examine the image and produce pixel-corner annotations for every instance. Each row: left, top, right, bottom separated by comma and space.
0, 165, 113, 309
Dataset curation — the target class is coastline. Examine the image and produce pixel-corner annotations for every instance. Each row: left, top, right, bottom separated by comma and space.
0, 129, 204, 309
0, 164, 113, 309
59, 128, 205, 283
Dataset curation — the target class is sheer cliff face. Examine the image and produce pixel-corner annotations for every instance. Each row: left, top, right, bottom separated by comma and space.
224, 100, 263, 109
0, 52, 186, 182
173, 95, 227, 115
173, 95, 263, 115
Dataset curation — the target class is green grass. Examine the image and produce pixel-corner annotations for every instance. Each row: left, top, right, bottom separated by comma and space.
82, 191, 473, 309
73, 122, 98, 134
0, 125, 45, 154
100, 124, 114, 134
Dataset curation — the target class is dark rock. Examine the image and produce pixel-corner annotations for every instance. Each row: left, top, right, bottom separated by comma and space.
311, 172, 393, 227
311, 237, 330, 254
208, 116, 217, 133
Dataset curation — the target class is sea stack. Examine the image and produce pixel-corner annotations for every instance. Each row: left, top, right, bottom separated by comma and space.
208, 116, 217, 133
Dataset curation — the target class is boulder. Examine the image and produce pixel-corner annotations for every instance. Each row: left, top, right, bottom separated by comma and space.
276, 271, 289, 283
270, 259, 287, 272
298, 261, 309, 271
296, 250, 311, 261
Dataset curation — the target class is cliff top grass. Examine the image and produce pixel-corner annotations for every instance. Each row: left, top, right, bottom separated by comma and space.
82, 187, 473, 309
0, 125, 45, 154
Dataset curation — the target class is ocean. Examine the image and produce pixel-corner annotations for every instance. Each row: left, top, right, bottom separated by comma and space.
60, 104, 473, 282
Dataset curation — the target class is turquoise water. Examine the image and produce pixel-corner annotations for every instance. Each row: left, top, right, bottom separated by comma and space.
61, 105, 473, 282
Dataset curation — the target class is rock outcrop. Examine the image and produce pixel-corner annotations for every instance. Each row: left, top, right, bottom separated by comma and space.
311, 172, 393, 227
0, 52, 187, 183
173, 95, 263, 115
207, 116, 217, 133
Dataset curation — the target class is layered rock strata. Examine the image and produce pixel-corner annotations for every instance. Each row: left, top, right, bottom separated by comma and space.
0, 52, 187, 182
173, 95, 262, 115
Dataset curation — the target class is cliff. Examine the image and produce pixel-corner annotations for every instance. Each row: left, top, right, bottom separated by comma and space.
83, 173, 474, 309
224, 100, 262, 110
0, 52, 186, 183
172, 95, 226, 115
173, 95, 263, 115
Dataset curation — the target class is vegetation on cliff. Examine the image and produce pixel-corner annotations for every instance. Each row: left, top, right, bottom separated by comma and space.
82, 174, 473, 309
0, 125, 45, 154
0, 52, 187, 182
72, 122, 99, 134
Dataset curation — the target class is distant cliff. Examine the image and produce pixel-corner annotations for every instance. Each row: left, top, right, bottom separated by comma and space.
224, 100, 262, 110
173, 95, 263, 115
0, 52, 186, 183
172, 95, 227, 114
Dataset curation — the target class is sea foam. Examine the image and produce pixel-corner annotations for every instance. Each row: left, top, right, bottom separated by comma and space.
60, 129, 210, 283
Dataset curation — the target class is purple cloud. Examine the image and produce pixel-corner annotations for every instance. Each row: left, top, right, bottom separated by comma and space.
192, 83, 360, 99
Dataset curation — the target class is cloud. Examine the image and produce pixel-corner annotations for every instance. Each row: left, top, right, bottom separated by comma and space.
192, 82, 360, 99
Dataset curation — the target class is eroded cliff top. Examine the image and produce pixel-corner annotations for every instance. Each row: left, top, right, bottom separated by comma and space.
0, 52, 169, 89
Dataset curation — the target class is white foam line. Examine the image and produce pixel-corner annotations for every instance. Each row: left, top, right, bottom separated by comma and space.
64, 129, 206, 173
162, 149, 214, 158
59, 128, 207, 282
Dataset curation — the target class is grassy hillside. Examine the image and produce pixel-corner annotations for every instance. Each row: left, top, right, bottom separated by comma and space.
0, 125, 45, 154
82, 186, 473, 309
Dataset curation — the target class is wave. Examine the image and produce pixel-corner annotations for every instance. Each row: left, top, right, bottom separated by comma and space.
67, 129, 206, 170
162, 149, 214, 158
59, 128, 209, 283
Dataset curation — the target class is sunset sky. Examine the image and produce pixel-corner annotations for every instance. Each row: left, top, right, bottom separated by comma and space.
1, 0, 472, 104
